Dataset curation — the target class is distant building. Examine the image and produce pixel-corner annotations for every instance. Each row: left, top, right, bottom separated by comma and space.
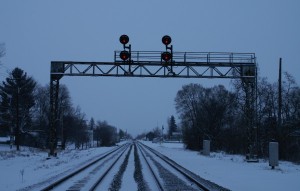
0, 136, 10, 144
169, 131, 182, 142
288, 130, 300, 162
289, 130, 300, 146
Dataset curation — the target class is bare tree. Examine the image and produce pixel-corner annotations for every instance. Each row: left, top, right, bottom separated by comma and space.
0, 43, 5, 60
175, 84, 238, 151
0, 43, 5, 70
175, 84, 206, 150
94, 120, 117, 146
32, 84, 73, 149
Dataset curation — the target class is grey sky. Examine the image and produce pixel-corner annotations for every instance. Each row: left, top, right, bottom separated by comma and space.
1, 0, 299, 137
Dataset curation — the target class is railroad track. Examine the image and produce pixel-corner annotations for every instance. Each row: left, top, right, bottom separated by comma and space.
136, 141, 230, 191
20, 141, 229, 191
26, 143, 131, 191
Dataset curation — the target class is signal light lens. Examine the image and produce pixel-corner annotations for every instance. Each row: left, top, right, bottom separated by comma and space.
162, 35, 172, 45
161, 52, 172, 62
120, 51, 130, 61
119, 35, 129, 45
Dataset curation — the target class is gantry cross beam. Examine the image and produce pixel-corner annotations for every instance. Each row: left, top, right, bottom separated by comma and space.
51, 51, 256, 79
49, 51, 257, 156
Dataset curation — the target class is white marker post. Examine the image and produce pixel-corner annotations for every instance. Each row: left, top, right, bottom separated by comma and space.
269, 141, 279, 169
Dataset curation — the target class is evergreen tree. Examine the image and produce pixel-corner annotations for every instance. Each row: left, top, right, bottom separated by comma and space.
119, 129, 125, 140
168, 115, 177, 137
0, 67, 36, 150
88, 117, 95, 130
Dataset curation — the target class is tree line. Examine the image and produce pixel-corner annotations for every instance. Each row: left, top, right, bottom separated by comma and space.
174, 73, 300, 162
1, 46, 299, 162
0, 67, 125, 150
140, 115, 179, 142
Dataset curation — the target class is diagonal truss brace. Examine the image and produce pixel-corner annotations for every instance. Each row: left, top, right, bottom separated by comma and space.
51, 51, 256, 80
49, 51, 257, 156
51, 61, 255, 79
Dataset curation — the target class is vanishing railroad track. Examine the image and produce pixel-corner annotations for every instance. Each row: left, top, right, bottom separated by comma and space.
20, 141, 229, 191
136, 141, 229, 191
40, 143, 132, 191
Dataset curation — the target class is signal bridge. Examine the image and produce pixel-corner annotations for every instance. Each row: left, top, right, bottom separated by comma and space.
51, 51, 255, 79
49, 35, 257, 156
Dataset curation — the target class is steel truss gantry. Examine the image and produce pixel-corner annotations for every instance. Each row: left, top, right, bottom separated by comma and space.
49, 51, 257, 156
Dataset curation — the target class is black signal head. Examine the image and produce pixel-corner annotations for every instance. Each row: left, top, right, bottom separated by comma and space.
119, 34, 129, 45
162, 35, 172, 45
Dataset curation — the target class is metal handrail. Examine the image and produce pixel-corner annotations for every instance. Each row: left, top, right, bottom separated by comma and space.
114, 51, 255, 64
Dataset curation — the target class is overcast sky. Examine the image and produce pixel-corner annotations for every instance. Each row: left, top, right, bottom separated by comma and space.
1, 0, 299, 137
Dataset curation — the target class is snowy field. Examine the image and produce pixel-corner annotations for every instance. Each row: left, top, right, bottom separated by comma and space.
142, 141, 300, 191
0, 143, 115, 191
0, 141, 299, 191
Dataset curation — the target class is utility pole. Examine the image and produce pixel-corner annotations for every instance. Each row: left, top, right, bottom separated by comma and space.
16, 87, 20, 151
278, 58, 282, 135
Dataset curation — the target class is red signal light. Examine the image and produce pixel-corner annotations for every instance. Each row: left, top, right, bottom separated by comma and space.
162, 35, 172, 45
161, 52, 172, 62
119, 35, 129, 45
120, 51, 130, 61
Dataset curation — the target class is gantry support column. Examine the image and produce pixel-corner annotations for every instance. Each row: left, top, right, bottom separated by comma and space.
49, 62, 64, 156
49, 77, 59, 156
241, 65, 258, 160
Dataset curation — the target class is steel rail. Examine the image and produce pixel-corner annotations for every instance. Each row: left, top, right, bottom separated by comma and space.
136, 142, 164, 191
40, 143, 129, 191
89, 143, 132, 191
138, 142, 229, 191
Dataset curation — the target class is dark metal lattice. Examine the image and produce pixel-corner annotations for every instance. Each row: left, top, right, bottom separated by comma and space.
49, 51, 257, 156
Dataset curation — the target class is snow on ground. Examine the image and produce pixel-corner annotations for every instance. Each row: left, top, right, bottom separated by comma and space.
1, 141, 299, 191
142, 141, 300, 191
120, 146, 137, 191
0, 143, 118, 191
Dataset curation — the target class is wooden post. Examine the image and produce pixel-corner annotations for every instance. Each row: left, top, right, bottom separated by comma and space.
278, 58, 282, 133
